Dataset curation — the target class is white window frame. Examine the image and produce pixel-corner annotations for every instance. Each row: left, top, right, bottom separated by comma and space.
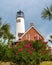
26, 34, 30, 40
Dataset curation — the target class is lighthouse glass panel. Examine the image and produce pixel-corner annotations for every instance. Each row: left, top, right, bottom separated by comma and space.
16, 10, 24, 18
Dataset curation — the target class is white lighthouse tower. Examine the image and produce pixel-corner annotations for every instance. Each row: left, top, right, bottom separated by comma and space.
16, 10, 25, 41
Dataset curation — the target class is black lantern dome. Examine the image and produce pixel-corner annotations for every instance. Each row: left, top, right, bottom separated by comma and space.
16, 10, 24, 18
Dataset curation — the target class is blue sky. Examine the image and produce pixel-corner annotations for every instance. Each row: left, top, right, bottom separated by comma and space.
0, 0, 52, 46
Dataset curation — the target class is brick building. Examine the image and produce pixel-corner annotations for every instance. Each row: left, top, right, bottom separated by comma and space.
19, 24, 44, 41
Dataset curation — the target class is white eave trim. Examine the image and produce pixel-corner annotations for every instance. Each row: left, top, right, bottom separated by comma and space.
20, 26, 44, 39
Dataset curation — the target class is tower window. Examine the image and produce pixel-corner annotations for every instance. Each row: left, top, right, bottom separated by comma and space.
26, 34, 30, 40
17, 19, 21, 22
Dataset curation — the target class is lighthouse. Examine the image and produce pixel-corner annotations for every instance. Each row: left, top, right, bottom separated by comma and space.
16, 10, 25, 41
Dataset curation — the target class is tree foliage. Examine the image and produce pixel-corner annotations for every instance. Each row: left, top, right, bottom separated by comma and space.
0, 17, 15, 44
0, 39, 51, 65
41, 5, 52, 44
41, 5, 52, 20
49, 35, 52, 43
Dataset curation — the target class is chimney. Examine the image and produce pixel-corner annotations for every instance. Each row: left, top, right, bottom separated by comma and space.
30, 22, 34, 27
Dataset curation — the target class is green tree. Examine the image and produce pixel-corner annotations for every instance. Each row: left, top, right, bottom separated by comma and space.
0, 17, 3, 38
41, 5, 52, 43
0, 17, 15, 44
41, 5, 52, 20
49, 35, 52, 43
7, 33, 15, 45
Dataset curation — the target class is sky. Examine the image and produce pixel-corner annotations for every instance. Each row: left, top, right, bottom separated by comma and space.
0, 0, 52, 46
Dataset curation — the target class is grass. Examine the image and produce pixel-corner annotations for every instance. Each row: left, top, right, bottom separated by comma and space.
0, 61, 52, 65
40, 61, 52, 65
0, 61, 10, 65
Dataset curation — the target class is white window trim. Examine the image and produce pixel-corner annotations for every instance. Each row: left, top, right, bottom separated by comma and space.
26, 34, 30, 40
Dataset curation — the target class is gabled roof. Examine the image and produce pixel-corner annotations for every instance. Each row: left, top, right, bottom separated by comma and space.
20, 26, 44, 39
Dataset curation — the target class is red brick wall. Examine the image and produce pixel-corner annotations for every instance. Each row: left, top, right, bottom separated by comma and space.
21, 27, 44, 41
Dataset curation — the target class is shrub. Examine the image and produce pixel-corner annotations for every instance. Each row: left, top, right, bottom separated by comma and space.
0, 39, 51, 65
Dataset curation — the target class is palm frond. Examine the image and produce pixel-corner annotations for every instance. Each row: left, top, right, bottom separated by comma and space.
50, 35, 52, 39
41, 6, 52, 20
50, 5, 52, 12
1, 23, 10, 33
49, 35, 52, 43
0, 17, 2, 27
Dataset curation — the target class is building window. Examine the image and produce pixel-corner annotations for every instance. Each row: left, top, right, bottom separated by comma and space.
26, 34, 30, 40
19, 38, 21, 41
34, 34, 39, 40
